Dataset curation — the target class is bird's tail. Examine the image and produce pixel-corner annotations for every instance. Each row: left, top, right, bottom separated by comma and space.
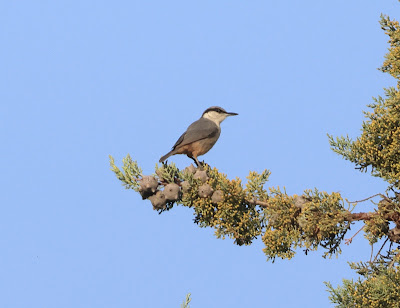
159, 150, 174, 163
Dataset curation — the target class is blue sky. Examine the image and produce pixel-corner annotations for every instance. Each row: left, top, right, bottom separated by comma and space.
1, 1, 400, 307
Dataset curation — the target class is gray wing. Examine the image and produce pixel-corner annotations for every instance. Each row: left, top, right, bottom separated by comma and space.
172, 118, 219, 150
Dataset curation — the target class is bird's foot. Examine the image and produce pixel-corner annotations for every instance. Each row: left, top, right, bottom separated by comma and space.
197, 160, 207, 171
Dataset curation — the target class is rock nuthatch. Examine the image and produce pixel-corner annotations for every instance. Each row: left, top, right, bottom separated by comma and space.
159, 106, 238, 166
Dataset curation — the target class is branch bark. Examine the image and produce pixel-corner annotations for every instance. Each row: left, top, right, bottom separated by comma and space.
246, 199, 269, 208
345, 212, 374, 222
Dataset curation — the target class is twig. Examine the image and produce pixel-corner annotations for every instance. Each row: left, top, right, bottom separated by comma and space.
372, 238, 389, 263
345, 225, 365, 245
347, 193, 387, 204
388, 250, 400, 268
370, 244, 374, 263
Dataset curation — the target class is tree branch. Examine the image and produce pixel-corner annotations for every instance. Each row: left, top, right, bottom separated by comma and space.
345, 212, 374, 222
246, 199, 269, 208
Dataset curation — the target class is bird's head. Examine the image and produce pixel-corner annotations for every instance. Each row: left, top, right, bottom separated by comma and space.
201, 106, 238, 125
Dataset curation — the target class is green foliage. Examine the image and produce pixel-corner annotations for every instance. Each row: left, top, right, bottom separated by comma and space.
109, 154, 142, 191
155, 162, 183, 184
180, 293, 191, 308
110, 156, 393, 262
245, 170, 270, 201
300, 190, 350, 258
326, 259, 400, 308
327, 134, 354, 159
328, 14, 400, 190
262, 188, 350, 261
380, 14, 400, 79
261, 187, 301, 260
325, 12, 400, 306
110, 158, 269, 245
183, 165, 266, 246
363, 211, 389, 244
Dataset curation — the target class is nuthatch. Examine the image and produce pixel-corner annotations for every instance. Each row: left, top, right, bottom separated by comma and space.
159, 106, 238, 166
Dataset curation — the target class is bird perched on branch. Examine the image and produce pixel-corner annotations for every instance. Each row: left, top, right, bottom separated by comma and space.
159, 106, 238, 166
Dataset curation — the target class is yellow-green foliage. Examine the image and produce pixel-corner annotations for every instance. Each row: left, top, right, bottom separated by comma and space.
245, 170, 270, 201
109, 154, 142, 191
262, 189, 350, 261
155, 162, 183, 183
363, 213, 389, 245
381, 15, 400, 80
108, 157, 269, 246
110, 155, 353, 254
325, 12, 400, 306
182, 166, 265, 245
329, 15, 400, 190
363, 198, 400, 244
326, 264, 400, 308
299, 191, 349, 257
262, 187, 301, 260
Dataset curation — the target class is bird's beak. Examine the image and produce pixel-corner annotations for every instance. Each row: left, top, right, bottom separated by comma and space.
227, 111, 238, 116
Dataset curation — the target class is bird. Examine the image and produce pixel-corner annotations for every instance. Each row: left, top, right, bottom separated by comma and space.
159, 106, 238, 167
